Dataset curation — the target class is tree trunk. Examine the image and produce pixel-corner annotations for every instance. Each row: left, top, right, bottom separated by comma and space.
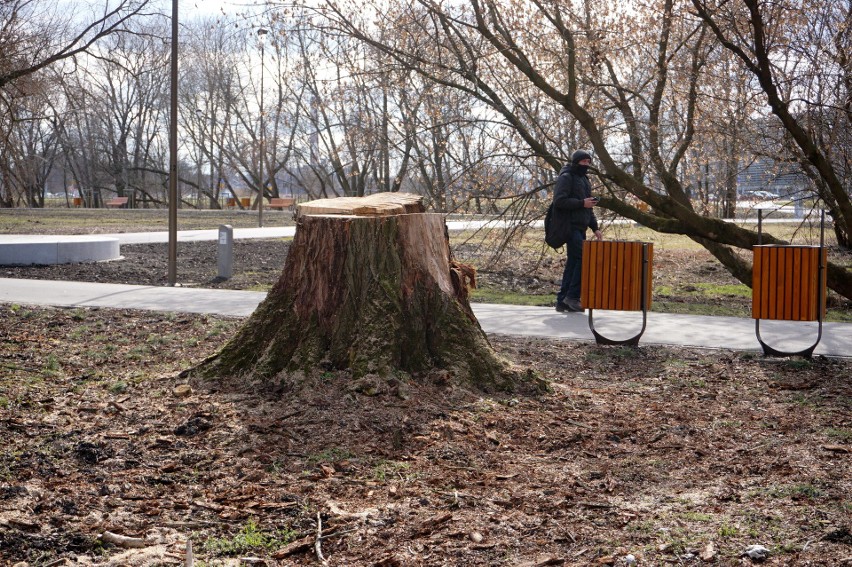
189, 193, 531, 392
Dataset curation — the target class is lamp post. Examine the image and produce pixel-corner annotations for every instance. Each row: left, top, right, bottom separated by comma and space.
257, 27, 268, 227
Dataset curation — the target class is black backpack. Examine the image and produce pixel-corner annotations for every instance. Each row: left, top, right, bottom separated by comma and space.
544, 202, 571, 249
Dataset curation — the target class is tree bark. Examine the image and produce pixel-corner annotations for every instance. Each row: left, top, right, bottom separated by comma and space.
189, 193, 531, 392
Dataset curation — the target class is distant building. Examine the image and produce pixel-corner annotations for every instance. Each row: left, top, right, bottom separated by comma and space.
737, 159, 808, 198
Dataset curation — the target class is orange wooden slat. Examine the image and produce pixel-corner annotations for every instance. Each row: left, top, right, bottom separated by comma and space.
772, 247, 782, 319
605, 241, 614, 310
642, 244, 654, 310
784, 248, 795, 319
802, 247, 816, 321
578, 243, 592, 309
779, 247, 787, 318
752, 247, 763, 319
629, 242, 640, 310
599, 240, 606, 309
766, 247, 775, 319
795, 247, 812, 321
791, 248, 802, 320
581, 240, 592, 308
619, 241, 629, 310
614, 242, 624, 309
820, 248, 828, 319
811, 247, 820, 319
622, 242, 634, 310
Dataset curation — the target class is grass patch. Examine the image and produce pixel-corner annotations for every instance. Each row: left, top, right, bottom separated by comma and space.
201, 518, 296, 556
127, 345, 150, 360
783, 359, 813, 370
757, 483, 824, 500
824, 428, 852, 442
205, 320, 234, 339
788, 393, 818, 408
372, 459, 413, 482
652, 300, 750, 318
470, 287, 552, 306
677, 282, 752, 298
43, 354, 62, 376
306, 447, 353, 465
682, 511, 713, 522
146, 333, 177, 346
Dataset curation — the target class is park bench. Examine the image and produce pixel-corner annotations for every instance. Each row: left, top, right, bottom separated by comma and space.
105, 197, 129, 208
752, 210, 827, 357
581, 240, 653, 346
269, 197, 295, 210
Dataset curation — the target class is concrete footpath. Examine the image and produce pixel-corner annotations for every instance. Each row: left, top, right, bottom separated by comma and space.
1, 277, 849, 357
1, 225, 849, 356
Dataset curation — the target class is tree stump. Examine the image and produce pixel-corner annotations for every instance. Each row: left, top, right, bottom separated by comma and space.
190, 193, 528, 392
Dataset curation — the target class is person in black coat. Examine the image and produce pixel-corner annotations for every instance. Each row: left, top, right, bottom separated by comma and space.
552, 149, 602, 312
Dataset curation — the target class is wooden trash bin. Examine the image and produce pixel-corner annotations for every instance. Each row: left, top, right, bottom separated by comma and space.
240, 197, 251, 208
581, 240, 653, 345
752, 244, 826, 357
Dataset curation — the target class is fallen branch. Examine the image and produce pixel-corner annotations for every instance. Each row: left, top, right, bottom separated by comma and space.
315, 511, 327, 565
271, 525, 358, 559
272, 536, 313, 559
576, 501, 613, 509
327, 500, 378, 520
100, 530, 150, 549
414, 512, 453, 536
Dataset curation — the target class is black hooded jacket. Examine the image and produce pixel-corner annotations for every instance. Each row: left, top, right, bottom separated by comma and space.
552, 163, 599, 232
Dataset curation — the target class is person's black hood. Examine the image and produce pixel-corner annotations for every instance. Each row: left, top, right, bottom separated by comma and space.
571, 149, 593, 165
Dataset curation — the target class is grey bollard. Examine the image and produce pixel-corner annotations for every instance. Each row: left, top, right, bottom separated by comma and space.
218, 224, 233, 280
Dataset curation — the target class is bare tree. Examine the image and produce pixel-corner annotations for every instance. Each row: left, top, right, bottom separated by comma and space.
1, 0, 157, 208
0, 0, 154, 91
307, 0, 852, 300
0, 96, 59, 207
692, 0, 852, 248
46, 18, 172, 209
281, 17, 420, 201
182, 18, 248, 208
